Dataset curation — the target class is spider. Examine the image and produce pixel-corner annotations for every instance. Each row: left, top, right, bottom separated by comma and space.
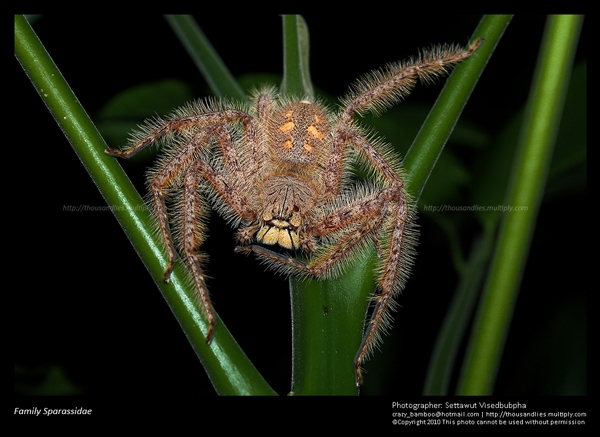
106, 37, 483, 386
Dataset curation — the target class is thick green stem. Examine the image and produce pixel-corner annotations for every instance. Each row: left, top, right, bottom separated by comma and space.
281, 14, 374, 395
289, 250, 376, 395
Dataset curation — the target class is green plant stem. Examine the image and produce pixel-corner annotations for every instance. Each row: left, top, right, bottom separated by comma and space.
289, 250, 376, 395
165, 15, 246, 100
404, 15, 512, 198
281, 15, 314, 99
14, 14, 275, 396
420, 15, 512, 396
280, 14, 365, 395
456, 14, 583, 395
423, 227, 494, 395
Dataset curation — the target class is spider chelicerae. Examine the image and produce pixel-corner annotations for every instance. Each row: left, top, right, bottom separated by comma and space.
106, 37, 482, 386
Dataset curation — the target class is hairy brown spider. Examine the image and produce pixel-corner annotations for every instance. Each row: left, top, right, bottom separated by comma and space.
106, 38, 482, 386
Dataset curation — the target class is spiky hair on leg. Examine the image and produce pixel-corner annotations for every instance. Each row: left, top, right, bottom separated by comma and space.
340, 39, 484, 117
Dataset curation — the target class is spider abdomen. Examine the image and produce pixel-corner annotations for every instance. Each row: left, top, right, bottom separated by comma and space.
268, 100, 331, 168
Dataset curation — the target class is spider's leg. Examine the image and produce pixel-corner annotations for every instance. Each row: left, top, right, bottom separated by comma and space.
236, 223, 377, 279
174, 125, 257, 343
333, 43, 483, 385
353, 195, 415, 387
193, 124, 258, 223
146, 124, 225, 283
180, 158, 215, 343
234, 245, 311, 276
111, 109, 258, 283
105, 109, 256, 158
338, 39, 484, 124
328, 129, 416, 386
134, 120, 258, 343
318, 184, 412, 387
323, 39, 482, 200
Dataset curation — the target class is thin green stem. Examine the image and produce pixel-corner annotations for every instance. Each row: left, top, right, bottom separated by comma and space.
165, 15, 246, 100
15, 14, 275, 396
457, 14, 583, 395
423, 226, 494, 395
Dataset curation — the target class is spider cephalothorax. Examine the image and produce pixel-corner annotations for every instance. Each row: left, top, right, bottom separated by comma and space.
106, 38, 482, 386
